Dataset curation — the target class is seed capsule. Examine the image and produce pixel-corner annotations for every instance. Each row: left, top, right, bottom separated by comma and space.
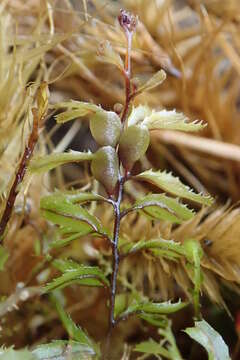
91, 146, 119, 194
90, 111, 122, 147
119, 125, 150, 170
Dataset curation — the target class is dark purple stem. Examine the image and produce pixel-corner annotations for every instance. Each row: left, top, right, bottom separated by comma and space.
105, 176, 124, 358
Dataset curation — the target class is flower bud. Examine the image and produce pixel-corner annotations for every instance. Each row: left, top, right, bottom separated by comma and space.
91, 146, 119, 194
90, 111, 122, 147
118, 9, 138, 34
119, 125, 150, 170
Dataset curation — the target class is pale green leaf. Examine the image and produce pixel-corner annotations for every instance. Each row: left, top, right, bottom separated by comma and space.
44, 262, 109, 292
118, 299, 187, 321
40, 195, 103, 235
55, 109, 90, 123
53, 295, 99, 356
52, 258, 84, 272
121, 239, 185, 260
53, 100, 100, 111
54, 101, 101, 123
183, 239, 203, 263
114, 293, 143, 319
55, 301, 91, 345
50, 233, 88, 249
32, 341, 96, 359
137, 170, 213, 206
135, 70, 166, 96
136, 300, 187, 314
134, 339, 170, 358
44, 271, 104, 290
159, 320, 184, 360
184, 239, 203, 317
128, 105, 152, 126
114, 294, 128, 318
49, 230, 109, 249
135, 318, 184, 360
139, 313, 167, 327
30, 151, 94, 173
42, 209, 93, 237
0, 349, 35, 360
143, 109, 205, 132
185, 320, 231, 360
43, 191, 107, 205
132, 193, 195, 223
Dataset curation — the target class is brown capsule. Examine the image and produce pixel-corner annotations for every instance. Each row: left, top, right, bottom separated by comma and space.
119, 125, 150, 170
91, 146, 119, 195
90, 111, 122, 147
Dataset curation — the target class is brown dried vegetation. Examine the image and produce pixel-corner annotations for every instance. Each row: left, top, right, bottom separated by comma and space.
1, 0, 240, 357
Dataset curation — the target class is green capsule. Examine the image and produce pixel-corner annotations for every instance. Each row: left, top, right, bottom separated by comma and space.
91, 146, 119, 195
119, 125, 150, 170
90, 111, 122, 147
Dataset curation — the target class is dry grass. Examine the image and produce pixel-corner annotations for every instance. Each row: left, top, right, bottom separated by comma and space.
1, 0, 240, 354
